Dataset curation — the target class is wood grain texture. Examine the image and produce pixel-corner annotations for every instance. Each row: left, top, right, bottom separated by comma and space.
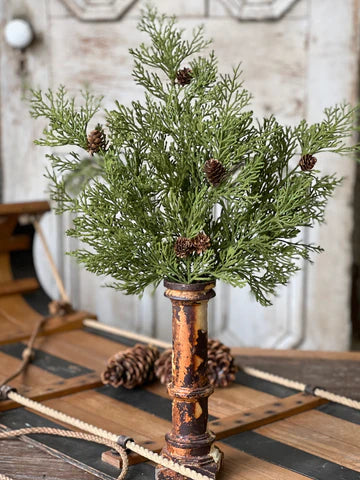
234, 350, 360, 400
0, 202, 50, 216
0, 234, 32, 253
0, 328, 360, 479
0, 278, 39, 297
0, 439, 96, 480
256, 409, 360, 471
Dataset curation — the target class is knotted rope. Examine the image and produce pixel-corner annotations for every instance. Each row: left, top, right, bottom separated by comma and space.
0, 316, 50, 389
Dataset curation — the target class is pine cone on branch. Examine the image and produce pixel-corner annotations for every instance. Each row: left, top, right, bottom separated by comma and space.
193, 232, 211, 255
176, 67, 193, 86
208, 339, 237, 388
154, 348, 172, 385
204, 158, 226, 186
87, 126, 106, 156
299, 154, 317, 171
101, 344, 159, 389
174, 236, 194, 258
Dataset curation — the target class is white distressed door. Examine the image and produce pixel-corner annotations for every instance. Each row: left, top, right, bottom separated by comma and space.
1, 0, 358, 349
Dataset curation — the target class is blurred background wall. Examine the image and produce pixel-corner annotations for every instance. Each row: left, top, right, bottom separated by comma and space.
0, 0, 359, 349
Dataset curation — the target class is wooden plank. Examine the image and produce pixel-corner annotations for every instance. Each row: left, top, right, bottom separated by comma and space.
234, 350, 360, 400
232, 347, 360, 361
0, 373, 101, 412
256, 409, 360, 472
0, 308, 94, 346
0, 278, 39, 297
214, 443, 309, 480
0, 201, 50, 216
0, 234, 32, 253
0, 438, 97, 480
34, 329, 125, 372
210, 392, 326, 440
0, 215, 18, 236
0, 333, 102, 412
102, 391, 326, 467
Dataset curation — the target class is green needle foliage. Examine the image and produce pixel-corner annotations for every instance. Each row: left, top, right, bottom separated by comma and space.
30, 7, 358, 305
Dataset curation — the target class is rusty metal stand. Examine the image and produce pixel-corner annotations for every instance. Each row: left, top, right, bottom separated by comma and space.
155, 281, 223, 480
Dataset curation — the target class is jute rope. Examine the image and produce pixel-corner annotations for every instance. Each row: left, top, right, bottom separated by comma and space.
0, 316, 50, 389
242, 366, 360, 410
1, 389, 213, 480
0, 427, 128, 480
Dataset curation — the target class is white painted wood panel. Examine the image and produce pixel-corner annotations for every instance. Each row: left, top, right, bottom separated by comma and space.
1, 0, 359, 349
300, 0, 360, 350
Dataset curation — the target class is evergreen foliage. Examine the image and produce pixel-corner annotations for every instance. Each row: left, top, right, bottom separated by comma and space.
30, 7, 358, 305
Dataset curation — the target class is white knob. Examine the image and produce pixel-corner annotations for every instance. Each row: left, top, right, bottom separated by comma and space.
4, 19, 34, 50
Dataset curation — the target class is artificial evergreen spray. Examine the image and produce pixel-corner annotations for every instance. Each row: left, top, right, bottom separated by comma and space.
31, 6, 359, 478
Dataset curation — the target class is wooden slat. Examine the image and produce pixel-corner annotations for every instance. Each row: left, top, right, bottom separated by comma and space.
45, 391, 170, 443
214, 443, 309, 480
0, 234, 32, 253
233, 347, 360, 362
234, 350, 360, 401
0, 438, 97, 480
0, 373, 102, 412
0, 278, 39, 297
0, 215, 19, 236
210, 392, 326, 440
0, 310, 94, 346
256, 409, 360, 472
0, 201, 50, 216
102, 392, 326, 467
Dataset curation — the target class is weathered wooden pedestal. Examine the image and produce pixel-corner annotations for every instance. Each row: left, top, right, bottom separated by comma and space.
155, 281, 223, 480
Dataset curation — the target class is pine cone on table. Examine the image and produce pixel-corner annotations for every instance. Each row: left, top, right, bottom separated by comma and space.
208, 339, 237, 388
87, 125, 106, 155
204, 158, 227, 186
154, 348, 172, 385
101, 344, 159, 389
299, 154, 317, 171
193, 232, 211, 255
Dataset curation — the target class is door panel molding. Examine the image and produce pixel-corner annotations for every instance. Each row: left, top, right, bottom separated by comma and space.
60, 0, 138, 21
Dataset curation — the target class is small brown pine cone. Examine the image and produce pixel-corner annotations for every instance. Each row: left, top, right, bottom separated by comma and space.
101, 344, 159, 389
299, 154, 317, 171
154, 349, 172, 385
208, 339, 237, 388
48, 300, 74, 317
87, 126, 106, 156
174, 236, 194, 258
192, 232, 211, 255
176, 67, 193, 86
204, 158, 226, 186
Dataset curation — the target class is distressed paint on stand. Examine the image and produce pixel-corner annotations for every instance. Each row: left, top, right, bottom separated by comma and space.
156, 281, 223, 480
